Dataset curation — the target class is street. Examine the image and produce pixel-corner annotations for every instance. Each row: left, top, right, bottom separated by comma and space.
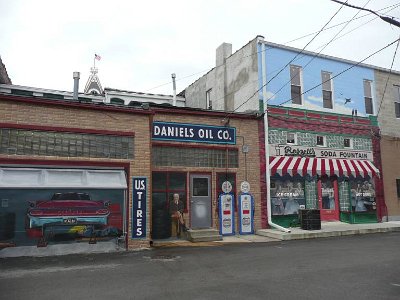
1, 232, 400, 300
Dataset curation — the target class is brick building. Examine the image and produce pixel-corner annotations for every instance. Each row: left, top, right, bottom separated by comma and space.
375, 69, 400, 221
0, 84, 262, 250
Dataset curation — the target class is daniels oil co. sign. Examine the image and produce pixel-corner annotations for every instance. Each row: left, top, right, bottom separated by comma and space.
152, 121, 236, 145
269, 144, 373, 161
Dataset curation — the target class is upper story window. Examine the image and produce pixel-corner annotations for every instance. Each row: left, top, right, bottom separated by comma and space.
321, 71, 333, 109
364, 80, 373, 115
286, 132, 297, 145
396, 179, 400, 198
344, 138, 353, 149
290, 65, 302, 105
206, 88, 212, 110
316, 135, 326, 147
394, 85, 400, 118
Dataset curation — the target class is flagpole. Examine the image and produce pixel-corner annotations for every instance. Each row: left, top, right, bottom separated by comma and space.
94, 55, 96, 69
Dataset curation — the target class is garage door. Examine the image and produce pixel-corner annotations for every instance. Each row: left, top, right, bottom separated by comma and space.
0, 167, 127, 246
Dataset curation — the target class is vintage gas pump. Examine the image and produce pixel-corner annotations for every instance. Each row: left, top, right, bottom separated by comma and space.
218, 181, 235, 236
238, 181, 254, 234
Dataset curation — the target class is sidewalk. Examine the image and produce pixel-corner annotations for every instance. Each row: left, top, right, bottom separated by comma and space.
2, 222, 400, 258
257, 221, 400, 240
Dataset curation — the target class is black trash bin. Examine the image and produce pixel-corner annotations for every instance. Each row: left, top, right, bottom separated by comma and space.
299, 209, 321, 230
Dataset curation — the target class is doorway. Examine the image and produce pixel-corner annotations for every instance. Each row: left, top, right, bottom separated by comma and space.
318, 176, 339, 221
190, 174, 212, 229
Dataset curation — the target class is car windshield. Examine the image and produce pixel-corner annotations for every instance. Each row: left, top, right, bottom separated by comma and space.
51, 193, 91, 201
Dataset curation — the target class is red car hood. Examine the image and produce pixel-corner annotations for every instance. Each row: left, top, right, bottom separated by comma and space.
28, 200, 110, 217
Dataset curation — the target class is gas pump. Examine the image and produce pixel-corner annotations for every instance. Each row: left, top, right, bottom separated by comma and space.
218, 181, 235, 236
238, 181, 254, 234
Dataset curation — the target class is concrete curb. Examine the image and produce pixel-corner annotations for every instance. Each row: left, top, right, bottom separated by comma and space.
256, 224, 400, 241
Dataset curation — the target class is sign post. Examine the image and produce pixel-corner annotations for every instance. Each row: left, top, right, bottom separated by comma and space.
132, 177, 147, 239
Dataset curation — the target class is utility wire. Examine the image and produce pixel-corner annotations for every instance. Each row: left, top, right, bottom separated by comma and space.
377, 37, 400, 117
331, 0, 400, 28
264, 0, 371, 105
143, 2, 400, 93
222, 0, 349, 118
276, 38, 400, 107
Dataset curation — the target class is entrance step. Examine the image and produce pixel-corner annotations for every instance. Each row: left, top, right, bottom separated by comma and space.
187, 228, 222, 242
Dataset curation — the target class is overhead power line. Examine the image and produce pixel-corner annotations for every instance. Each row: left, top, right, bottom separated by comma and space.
377, 37, 400, 117
264, 0, 371, 105
222, 0, 349, 118
331, 0, 400, 28
144, 2, 400, 93
276, 38, 400, 107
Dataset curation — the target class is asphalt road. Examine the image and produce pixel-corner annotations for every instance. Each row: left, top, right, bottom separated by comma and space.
1, 232, 400, 300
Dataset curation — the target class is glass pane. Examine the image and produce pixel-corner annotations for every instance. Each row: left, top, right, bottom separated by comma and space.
192, 178, 209, 196
152, 192, 167, 211
397, 179, 400, 197
350, 179, 376, 212
365, 97, 373, 114
290, 66, 301, 86
152, 172, 167, 190
287, 132, 295, 144
321, 179, 335, 209
169, 173, 186, 190
271, 179, 305, 215
323, 91, 333, 108
344, 138, 351, 148
395, 102, 400, 118
291, 85, 302, 104
393, 85, 400, 102
321, 72, 331, 90
363, 80, 372, 97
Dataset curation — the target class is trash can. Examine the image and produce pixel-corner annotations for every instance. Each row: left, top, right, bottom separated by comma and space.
299, 209, 321, 230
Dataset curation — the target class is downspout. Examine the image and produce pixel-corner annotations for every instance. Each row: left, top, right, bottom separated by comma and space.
172, 73, 177, 106
264, 113, 290, 233
259, 37, 290, 233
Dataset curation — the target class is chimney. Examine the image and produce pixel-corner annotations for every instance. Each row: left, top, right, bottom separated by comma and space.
172, 73, 177, 106
73, 71, 80, 100
216, 43, 232, 67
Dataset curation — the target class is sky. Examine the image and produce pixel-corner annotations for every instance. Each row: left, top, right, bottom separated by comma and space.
1, 0, 400, 96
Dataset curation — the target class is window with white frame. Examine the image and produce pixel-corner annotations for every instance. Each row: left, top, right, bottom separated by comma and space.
322, 71, 333, 109
206, 88, 212, 110
286, 132, 297, 144
394, 85, 400, 118
364, 80, 373, 114
290, 65, 302, 105
344, 138, 353, 148
316, 135, 326, 147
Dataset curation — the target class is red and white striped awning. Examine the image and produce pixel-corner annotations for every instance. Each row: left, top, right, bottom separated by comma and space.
269, 156, 379, 178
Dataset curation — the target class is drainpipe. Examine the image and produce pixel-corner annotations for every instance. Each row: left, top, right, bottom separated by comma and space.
172, 73, 177, 106
259, 37, 290, 233
264, 113, 291, 233
73, 71, 80, 101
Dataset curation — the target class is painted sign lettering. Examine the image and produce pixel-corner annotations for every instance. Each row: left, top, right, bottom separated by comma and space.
152, 121, 236, 145
270, 144, 373, 161
132, 177, 147, 239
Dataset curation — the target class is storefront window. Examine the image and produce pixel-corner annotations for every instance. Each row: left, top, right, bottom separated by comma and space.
321, 177, 335, 210
152, 172, 187, 210
271, 176, 305, 215
350, 179, 376, 212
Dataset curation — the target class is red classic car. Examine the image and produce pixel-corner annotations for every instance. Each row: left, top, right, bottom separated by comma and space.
26, 192, 122, 239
